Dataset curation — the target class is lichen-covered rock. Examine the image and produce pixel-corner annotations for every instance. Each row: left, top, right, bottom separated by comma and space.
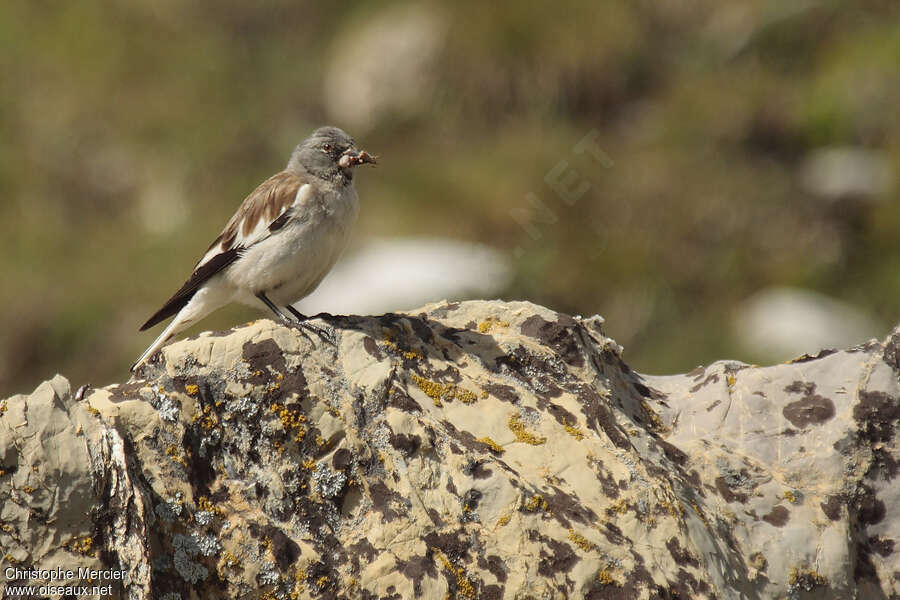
1, 300, 897, 599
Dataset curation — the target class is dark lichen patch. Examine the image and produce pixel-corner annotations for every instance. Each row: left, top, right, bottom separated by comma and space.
332, 448, 352, 470
363, 337, 383, 360
586, 455, 620, 499
389, 433, 422, 457
761, 505, 790, 527
494, 346, 565, 400
107, 380, 146, 403
784, 381, 816, 395
630, 380, 665, 400
462, 458, 493, 480
527, 530, 579, 577
368, 481, 403, 522
665, 538, 698, 567
397, 554, 436, 596
689, 373, 720, 393
782, 395, 835, 428
882, 329, 900, 372
543, 484, 598, 529
478, 554, 507, 583
387, 388, 422, 414
481, 383, 518, 404
868, 536, 894, 557
427, 301, 460, 318
576, 386, 630, 450
264, 526, 301, 569
855, 484, 885, 525
520, 314, 584, 367
656, 440, 687, 466
715, 476, 749, 504
789, 348, 838, 362
240, 339, 309, 402
820, 494, 844, 521
854, 391, 899, 445
439, 420, 483, 455
687, 366, 706, 380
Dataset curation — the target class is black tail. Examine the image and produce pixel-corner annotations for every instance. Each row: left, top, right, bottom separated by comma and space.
139, 247, 241, 330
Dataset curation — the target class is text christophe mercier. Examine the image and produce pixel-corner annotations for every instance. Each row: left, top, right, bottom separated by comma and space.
4, 566, 126, 594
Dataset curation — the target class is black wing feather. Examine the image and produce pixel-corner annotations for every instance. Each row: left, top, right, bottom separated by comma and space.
139, 247, 242, 331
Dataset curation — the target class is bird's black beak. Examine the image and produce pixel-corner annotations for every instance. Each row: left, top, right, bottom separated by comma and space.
338, 148, 377, 169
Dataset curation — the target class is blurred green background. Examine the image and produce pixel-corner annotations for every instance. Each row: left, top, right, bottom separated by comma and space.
1, 0, 898, 396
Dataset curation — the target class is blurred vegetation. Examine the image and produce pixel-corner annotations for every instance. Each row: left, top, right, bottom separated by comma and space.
1, 0, 898, 395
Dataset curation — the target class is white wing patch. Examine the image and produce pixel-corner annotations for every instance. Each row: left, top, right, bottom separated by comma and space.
195, 183, 312, 268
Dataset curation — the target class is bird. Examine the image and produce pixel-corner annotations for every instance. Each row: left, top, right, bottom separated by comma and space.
131, 126, 376, 372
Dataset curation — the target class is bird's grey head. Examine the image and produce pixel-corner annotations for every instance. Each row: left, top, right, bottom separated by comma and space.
287, 126, 376, 183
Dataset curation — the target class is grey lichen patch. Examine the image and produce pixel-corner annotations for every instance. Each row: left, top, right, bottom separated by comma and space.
156, 495, 184, 522
172, 534, 209, 584
312, 463, 348, 499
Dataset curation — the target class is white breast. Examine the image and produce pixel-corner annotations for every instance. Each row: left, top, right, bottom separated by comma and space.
226, 183, 359, 307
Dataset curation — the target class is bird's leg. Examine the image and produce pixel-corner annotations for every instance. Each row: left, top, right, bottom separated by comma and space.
285, 305, 337, 346
256, 292, 292, 324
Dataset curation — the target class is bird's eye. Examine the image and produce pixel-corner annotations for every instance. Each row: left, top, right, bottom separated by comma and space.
322, 143, 332, 153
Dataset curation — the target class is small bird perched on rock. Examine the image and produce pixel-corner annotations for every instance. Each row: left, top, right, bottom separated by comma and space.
131, 126, 376, 371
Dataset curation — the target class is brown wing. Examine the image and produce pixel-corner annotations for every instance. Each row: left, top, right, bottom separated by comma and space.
139, 171, 310, 331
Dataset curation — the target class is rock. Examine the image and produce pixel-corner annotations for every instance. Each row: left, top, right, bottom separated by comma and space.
1, 300, 897, 599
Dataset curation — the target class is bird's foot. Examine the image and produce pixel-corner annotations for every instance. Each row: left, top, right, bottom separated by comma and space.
285, 306, 338, 346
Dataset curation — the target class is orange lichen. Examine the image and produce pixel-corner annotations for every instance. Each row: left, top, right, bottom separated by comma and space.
477, 436, 504, 454
508, 414, 546, 445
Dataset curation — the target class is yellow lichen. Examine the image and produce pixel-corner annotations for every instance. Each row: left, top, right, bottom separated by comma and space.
86, 405, 101, 417
477, 436, 504, 454
690, 500, 709, 525
67, 536, 94, 556
477, 317, 510, 333
271, 402, 307, 442
496, 514, 511, 527
433, 549, 476, 599
508, 413, 546, 445
0, 400, 6, 415
221, 551, 239, 568
596, 568, 622, 587
185, 384, 200, 396
193, 404, 218, 430
316, 575, 329, 589
726, 373, 736, 390
165, 444, 188, 467
197, 496, 221, 517
607, 499, 628, 515
784, 490, 800, 504
788, 566, 827, 588
302, 458, 317, 470
412, 374, 478, 406
568, 529, 595, 552
523, 494, 548, 512
639, 401, 667, 433
564, 420, 585, 440
22, 485, 34, 493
